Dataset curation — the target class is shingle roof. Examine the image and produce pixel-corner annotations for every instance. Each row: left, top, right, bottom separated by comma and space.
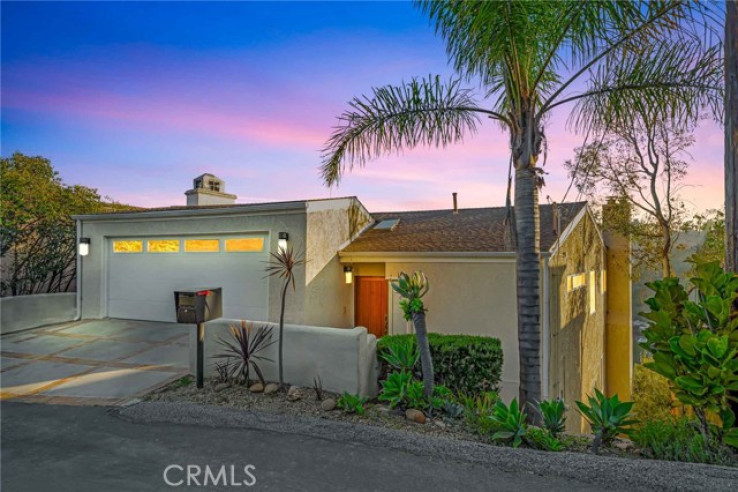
342, 202, 587, 253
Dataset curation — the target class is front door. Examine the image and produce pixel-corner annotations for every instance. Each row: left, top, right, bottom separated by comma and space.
354, 276, 388, 338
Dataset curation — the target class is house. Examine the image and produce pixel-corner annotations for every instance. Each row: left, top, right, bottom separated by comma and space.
74, 174, 632, 430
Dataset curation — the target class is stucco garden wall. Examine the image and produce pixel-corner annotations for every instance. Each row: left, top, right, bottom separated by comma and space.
0, 293, 76, 334
191, 319, 378, 397
383, 260, 519, 403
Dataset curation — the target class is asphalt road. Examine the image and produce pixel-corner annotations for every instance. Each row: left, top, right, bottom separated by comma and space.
1, 402, 601, 492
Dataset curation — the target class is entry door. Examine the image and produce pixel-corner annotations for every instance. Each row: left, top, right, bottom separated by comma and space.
355, 276, 388, 338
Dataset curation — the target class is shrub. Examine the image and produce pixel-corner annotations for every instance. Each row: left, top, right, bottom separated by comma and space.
576, 389, 638, 454
214, 321, 276, 385
639, 261, 738, 442
489, 398, 527, 448
379, 338, 419, 373
525, 426, 564, 452
634, 417, 736, 466
378, 370, 425, 409
632, 362, 673, 424
377, 333, 503, 395
337, 392, 368, 415
537, 399, 566, 437
459, 391, 499, 435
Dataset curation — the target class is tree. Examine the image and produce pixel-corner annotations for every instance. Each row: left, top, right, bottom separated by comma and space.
726, 0, 738, 274
0, 152, 132, 296
565, 109, 694, 277
321, 1, 720, 410
264, 246, 306, 387
391, 271, 434, 398
688, 209, 725, 267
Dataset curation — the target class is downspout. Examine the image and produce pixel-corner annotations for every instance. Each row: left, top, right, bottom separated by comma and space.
542, 255, 550, 401
73, 219, 82, 321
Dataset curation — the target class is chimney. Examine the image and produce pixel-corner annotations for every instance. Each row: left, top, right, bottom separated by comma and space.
185, 173, 237, 206
452, 192, 458, 214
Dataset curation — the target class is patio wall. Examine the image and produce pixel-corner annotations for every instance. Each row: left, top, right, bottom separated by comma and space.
190, 319, 378, 397
0, 293, 76, 335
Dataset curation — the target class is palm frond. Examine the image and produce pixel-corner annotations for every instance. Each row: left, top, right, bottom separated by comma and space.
264, 245, 306, 290
320, 75, 495, 186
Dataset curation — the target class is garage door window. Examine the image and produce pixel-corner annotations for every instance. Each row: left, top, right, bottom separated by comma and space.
113, 240, 143, 253
148, 240, 180, 253
184, 239, 220, 253
225, 238, 264, 252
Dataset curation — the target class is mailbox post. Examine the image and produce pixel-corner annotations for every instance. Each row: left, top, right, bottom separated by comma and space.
174, 288, 222, 388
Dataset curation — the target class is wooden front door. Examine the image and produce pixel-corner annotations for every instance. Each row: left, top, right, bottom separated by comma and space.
354, 276, 388, 338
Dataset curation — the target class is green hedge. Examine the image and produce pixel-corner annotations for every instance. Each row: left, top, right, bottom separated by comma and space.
377, 333, 503, 395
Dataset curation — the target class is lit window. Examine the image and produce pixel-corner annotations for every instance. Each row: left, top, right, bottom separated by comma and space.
601, 270, 607, 293
567, 273, 587, 292
184, 239, 220, 253
225, 238, 264, 252
147, 240, 180, 253
113, 240, 143, 253
589, 271, 596, 314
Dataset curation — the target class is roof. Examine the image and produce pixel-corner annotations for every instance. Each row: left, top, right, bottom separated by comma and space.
341, 202, 588, 254
73, 196, 358, 221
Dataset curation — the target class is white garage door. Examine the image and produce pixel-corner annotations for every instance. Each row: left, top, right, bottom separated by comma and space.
106, 234, 269, 322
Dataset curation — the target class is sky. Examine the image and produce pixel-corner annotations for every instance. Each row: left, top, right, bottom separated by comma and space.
1, 1, 725, 213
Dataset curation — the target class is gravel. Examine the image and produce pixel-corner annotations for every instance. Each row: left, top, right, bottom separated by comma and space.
118, 401, 738, 492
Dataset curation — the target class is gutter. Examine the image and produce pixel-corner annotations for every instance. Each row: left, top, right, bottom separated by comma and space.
74, 218, 82, 321
72, 201, 308, 222
339, 251, 517, 263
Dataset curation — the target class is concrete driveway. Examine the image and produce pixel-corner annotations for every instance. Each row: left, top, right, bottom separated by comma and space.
0, 319, 188, 405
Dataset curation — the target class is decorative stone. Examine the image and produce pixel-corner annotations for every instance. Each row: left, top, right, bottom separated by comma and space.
263, 383, 279, 395
375, 405, 392, 414
405, 408, 426, 424
214, 383, 230, 392
432, 419, 446, 429
321, 398, 337, 411
249, 382, 264, 393
287, 386, 302, 401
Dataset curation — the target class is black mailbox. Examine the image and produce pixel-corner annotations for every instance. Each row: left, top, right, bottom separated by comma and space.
174, 288, 222, 324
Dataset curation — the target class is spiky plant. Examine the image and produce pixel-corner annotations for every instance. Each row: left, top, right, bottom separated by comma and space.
390, 271, 434, 398
214, 321, 276, 385
264, 245, 306, 387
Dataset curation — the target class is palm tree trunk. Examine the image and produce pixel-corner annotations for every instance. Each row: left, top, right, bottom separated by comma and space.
412, 311, 434, 398
278, 279, 289, 387
515, 165, 542, 411
727, 0, 738, 273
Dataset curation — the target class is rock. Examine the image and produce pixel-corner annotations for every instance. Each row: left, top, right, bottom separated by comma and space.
263, 383, 279, 395
405, 409, 426, 424
432, 419, 446, 429
321, 398, 337, 411
287, 386, 302, 401
249, 382, 264, 393
375, 405, 392, 414
214, 383, 230, 393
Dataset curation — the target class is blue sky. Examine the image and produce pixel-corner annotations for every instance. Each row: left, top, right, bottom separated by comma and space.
1, 1, 724, 212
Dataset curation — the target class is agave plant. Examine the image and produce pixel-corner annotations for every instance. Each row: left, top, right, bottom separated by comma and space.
264, 245, 306, 387
390, 271, 434, 398
537, 398, 567, 437
214, 321, 276, 385
489, 398, 528, 448
577, 389, 638, 454
379, 338, 420, 373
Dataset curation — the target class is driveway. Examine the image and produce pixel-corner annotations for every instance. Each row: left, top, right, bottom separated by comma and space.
0, 319, 188, 405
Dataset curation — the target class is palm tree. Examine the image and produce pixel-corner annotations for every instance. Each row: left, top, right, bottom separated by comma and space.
265, 246, 306, 387
321, 1, 720, 410
727, 0, 738, 274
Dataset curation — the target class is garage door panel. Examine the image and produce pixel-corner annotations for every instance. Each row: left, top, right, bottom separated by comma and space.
107, 235, 269, 323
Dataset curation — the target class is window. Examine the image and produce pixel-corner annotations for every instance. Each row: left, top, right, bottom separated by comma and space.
225, 238, 264, 252
147, 240, 180, 253
184, 239, 220, 253
373, 219, 400, 231
112, 240, 143, 253
566, 272, 587, 292
589, 271, 596, 314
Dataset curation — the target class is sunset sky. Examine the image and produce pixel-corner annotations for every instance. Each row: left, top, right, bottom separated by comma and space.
1, 1, 725, 213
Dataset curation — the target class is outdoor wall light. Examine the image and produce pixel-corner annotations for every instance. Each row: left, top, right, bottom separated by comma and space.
78, 237, 91, 257
278, 232, 289, 252
344, 266, 353, 284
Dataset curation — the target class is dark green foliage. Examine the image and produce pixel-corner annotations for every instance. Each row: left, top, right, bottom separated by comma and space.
214, 321, 276, 385
639, 261, 738, 441
634, 418, 737, 466
377, 333, 503, 395
537, 399, 566, 437
576, 390, 638, 453
525, 426, 564, 452
379, 338, 419, 373
336, 392, 368, 415
459, 391, 499, 435
489, 398, 527, 448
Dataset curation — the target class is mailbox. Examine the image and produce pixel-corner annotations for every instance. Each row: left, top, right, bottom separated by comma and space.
174, 288, 222, 324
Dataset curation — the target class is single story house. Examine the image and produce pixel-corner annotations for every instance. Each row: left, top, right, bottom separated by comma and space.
74, 174, 632, 430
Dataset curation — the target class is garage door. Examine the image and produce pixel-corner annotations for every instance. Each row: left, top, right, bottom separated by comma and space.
106, 235, 269, 322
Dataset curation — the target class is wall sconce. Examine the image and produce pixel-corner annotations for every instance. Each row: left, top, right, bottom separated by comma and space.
278, 232, 289, 252
344, 266, 353, 284
78, 237, 91, 257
